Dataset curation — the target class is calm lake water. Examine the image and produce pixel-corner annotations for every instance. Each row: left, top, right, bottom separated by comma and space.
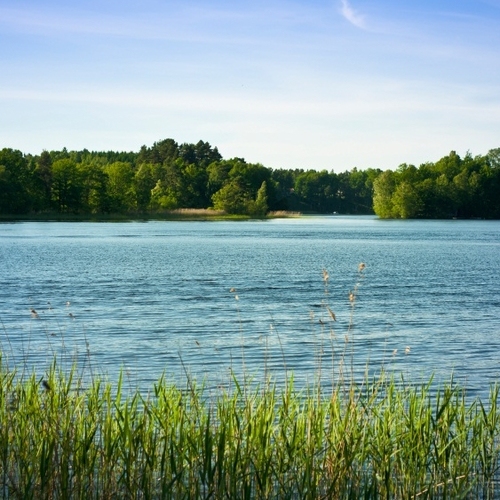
1, 216, 499, 399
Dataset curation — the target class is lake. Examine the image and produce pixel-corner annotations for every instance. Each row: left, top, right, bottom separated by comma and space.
1, 216, 499, 399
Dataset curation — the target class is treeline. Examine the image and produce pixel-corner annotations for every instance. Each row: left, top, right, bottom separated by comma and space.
0, 139, 376, 217
0, 139, 499, 218
373, 149, 500, 219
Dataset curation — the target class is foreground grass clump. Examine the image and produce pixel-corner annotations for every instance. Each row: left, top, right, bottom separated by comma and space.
1, 364, 500, 499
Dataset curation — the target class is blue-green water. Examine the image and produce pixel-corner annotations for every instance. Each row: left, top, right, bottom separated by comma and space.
1, 216, 499, 398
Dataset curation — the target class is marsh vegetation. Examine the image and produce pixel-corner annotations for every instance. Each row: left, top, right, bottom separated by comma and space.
2, 359, 500, 498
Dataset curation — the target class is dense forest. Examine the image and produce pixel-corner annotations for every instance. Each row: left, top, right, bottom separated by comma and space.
0, 139, 499, 218
373, 149, 500, 219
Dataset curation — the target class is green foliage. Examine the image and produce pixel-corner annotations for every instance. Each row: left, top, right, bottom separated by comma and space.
212, 177, 251, 214
79, 158, 110, 214
105, 161, 135, 212
373, 170, 397, 218
372, 151, 500, 219
1, 140, 499, 218
207, 159, 233, 197
133, 163, 155, 211
210, 159, 273, 215
295, 170, 338, 212
392, 182, 423, 218
0, 148, 33, 214
248, 181, 268, 217
51, 159, 83, 213
292, 167, 378, 214
33, 150, 53, 211
2, 361, 500, 498
488, 148, 500, 169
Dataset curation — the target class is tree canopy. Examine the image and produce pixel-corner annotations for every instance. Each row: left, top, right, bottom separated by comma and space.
372, 150, 500, 219
0, 140, 498, 218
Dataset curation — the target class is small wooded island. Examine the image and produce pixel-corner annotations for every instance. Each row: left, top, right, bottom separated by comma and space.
1, 139, 499, 219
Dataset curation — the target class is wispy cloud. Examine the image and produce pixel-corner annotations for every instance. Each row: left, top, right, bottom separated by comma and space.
340, 0, 366, 29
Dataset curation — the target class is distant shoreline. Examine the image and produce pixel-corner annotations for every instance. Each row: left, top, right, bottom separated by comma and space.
0, 209, 303, 222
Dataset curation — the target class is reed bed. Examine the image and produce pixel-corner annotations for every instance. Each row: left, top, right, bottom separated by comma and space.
0, 360, 499, 499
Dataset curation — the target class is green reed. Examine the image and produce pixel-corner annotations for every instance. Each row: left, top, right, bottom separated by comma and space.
1, 358, 500, 499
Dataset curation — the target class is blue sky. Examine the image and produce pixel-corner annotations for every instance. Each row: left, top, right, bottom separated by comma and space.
1, 0, 499, 171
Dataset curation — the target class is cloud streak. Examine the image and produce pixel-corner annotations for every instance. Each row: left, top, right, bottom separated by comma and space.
340, 0, 366, 29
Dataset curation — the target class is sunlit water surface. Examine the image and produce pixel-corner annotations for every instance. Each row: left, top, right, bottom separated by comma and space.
1, 217, 499, 399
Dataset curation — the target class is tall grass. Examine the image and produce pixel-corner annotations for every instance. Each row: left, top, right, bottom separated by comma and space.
1, 361, 500, 498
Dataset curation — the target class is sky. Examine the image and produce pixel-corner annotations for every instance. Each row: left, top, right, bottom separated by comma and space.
1, 0, 499, 172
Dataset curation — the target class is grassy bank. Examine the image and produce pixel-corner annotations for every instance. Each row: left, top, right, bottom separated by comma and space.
0, 209, 302, 223
1, 361, 499, 499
